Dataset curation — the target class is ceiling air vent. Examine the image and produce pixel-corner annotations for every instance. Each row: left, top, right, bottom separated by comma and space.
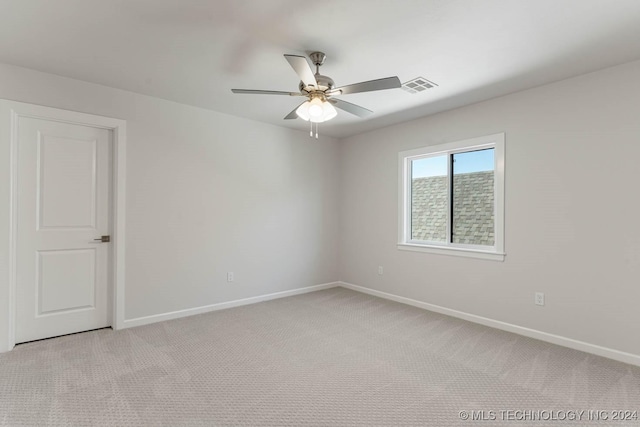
401, 77, 438, 94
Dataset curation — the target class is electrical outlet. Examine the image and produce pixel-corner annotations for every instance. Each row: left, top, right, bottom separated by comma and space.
378, 266, 384, 275
535, 292, 545, 306
227, 272, 234, 282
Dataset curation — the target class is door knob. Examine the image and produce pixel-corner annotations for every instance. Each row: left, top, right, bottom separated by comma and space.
91, 235, 111, 243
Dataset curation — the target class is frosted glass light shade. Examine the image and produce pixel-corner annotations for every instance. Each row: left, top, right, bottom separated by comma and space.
296, 101, 311, 121
308, 98, 324, 118
319, 101, 337, 122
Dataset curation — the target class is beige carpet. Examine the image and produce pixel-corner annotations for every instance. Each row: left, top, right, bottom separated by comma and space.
1, 287, 639, 426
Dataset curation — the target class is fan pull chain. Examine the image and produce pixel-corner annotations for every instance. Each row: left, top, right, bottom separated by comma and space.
308, 121, 320, 139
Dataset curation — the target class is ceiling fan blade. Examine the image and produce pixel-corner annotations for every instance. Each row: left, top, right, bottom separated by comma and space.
329, 99, 374, 118
284, 54, 318, 88
328, 76, 401, 96
284, 103, 305, 120
231, 89, 303, 96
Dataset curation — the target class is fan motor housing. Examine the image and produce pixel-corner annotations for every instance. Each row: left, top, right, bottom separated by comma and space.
300, 74, 335, 93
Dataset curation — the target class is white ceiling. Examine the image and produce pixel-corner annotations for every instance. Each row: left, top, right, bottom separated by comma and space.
2, 0, 640, 138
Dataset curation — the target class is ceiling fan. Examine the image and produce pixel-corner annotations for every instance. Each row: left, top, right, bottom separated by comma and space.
231, 52, 401, 129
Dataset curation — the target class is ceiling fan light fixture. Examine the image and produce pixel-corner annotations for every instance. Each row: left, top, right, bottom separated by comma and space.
296, 97, 337, 123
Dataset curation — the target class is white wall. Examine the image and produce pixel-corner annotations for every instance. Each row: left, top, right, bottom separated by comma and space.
339, 60, 640, 357
0, 63, 340, 348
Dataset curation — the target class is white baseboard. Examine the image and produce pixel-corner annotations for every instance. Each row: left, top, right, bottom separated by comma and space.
122, 282, 340, 329
339, 281, 640, 367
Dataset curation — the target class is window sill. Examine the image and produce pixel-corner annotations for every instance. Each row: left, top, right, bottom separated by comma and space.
397, 243, 505, 261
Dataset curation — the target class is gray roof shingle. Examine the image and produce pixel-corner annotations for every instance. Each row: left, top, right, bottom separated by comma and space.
411, 171, 494, 246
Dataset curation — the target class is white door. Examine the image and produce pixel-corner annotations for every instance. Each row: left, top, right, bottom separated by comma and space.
15, 116, 112, 343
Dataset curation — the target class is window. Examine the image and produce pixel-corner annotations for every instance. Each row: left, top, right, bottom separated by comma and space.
398, 133, 505, 261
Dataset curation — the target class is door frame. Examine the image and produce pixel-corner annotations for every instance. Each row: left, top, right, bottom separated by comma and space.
2, 100, 127, 351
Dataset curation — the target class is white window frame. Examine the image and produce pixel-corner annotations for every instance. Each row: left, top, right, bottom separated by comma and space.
398, 133, 505, 261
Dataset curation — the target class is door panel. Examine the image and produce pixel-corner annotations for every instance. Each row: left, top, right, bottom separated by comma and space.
38, 135, 97, 229
16, 116, 111, 343
38, 249, 96, 315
